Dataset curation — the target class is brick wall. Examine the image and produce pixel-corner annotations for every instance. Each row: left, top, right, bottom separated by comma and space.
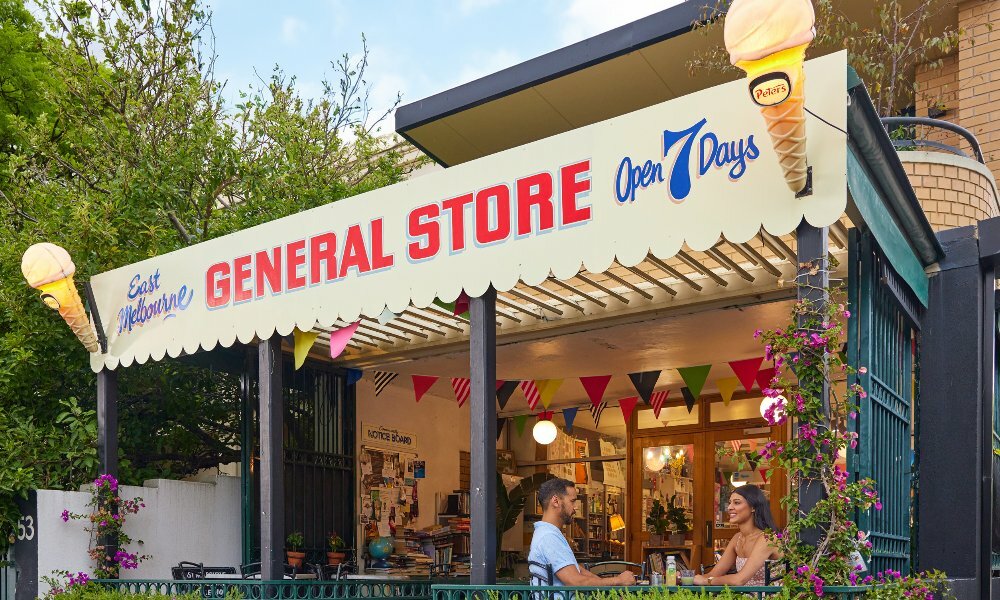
901, 154, 998, 231
958, 0, 1000, 177
915, 55, 962, 150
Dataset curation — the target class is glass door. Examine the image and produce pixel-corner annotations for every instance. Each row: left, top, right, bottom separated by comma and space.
704, 427, 785, 568
629, 433, 703, 571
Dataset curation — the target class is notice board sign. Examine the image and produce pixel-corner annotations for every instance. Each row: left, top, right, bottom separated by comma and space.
361, 422, 418, 452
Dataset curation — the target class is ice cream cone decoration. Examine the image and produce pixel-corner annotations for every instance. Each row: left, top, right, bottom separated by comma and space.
21, 242, 100, 353
724, 0, 816, 194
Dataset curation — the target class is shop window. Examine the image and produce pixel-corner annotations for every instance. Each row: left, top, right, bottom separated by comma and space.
710, 396, 764, 422
636, 405, 699, 429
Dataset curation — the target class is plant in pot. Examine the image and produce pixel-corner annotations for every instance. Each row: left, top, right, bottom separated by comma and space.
665, 494, 690, 546
326, 531, 347, 566
286, 531, 306, 568
645, 499, 670, 545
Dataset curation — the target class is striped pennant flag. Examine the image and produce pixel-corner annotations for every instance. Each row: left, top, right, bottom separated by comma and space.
452, 377, 471, 408
373, 371, 398, 397
650, 390, 670, 419
520, 380, 541, 410
590, 401, 608, 427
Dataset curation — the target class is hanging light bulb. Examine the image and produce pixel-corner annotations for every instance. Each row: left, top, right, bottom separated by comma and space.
759, 395, 787, 420
645, 447, 667, 471
533, 419, 558, 445
730, 473, 748, 488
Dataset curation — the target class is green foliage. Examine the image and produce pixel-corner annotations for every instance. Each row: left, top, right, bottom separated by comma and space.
286, 531, 305, 551
687, 0, 964, 117
496, 471, 554, 557
48, 583, 200, 600
666, 494, 690, 534
645, 499, 670, 535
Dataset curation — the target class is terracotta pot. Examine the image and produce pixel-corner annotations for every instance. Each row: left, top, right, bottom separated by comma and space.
327, 551, 346, 566
286, 550, 306, 568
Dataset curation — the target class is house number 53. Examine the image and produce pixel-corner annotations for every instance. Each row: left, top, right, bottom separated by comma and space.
16, 516, 34, 541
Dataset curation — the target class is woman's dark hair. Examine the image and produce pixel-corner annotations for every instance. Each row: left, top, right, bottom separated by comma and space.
733, 485, 777, 531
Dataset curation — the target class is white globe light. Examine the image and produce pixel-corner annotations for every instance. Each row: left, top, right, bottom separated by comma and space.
645, 448, 666, 471
730, 473, 748, 488
759, 395, 787, 420
533, 419, 558, 445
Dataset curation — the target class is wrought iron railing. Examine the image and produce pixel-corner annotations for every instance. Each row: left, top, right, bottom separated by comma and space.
880, 116, 985, 164
430, 583, 871, 600
93, 578, 434, 600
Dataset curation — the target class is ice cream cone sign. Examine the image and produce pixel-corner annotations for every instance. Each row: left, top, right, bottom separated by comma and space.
21, 243, 100, 353
725, 0, 816, 195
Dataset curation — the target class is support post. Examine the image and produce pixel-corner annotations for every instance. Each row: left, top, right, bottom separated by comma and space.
470, 288, 498, 584
96, 368, 119, 573
259, 334, 285, 581
796, 220, 829, 543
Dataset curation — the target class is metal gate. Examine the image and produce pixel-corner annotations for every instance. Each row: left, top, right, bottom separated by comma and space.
848, 229, 920, 574
1, 551, 14, 600
241, 352, 356, 564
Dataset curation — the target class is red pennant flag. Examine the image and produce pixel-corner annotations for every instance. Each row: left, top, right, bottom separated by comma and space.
451, 377, 471, 408
454, 291, 470, 316
537, 411, 554, 421
729, 357, 764, 392
759, 468, 769, 484
756, 367, 777, 391
520, 380, 541, 410
650, 390, 670, 419
618, 397, 639, 423
412, 375, 438, 403
580, 375, 613, 407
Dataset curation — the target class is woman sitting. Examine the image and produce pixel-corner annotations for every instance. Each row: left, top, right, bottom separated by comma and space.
693, 485, 781, 587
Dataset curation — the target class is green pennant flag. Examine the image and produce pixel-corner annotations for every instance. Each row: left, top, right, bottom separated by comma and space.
677, 364, 712, 399
514, 414, 529, 437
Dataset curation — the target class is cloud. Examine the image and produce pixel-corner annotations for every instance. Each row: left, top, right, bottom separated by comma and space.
281, 16, 305, 45
557, 0, 686, 46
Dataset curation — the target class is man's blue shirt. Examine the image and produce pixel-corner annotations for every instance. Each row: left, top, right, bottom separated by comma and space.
528, 521, 579, 586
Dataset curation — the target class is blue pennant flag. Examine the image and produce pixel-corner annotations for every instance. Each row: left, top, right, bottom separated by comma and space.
562, 407, 579, 433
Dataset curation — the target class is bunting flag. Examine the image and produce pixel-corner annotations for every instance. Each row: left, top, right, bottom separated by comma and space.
497, 418, 506, 441
496, 380, 518, 410
756, 367, 777, 391
618, 396, 639, 423
346, 369, 363, 386
716, 376, 740, 406
412, 375, 439, 403
580, 375, 613, 407
520, 380, 541, 410
650, 390, 670, 419
536, 379, 564, 409
453, 291, 470, 316
628, 371, 661, 405
562, 407, 579, 433
377, 307, 398, 325
730, 439, 742, 454
680, 387, 697, 413
514, 414, 529, 436
328, 321, 360, 359
677, 364, 712, 399
759, 468, 769, 484
729, 357, 765, 392
537, 410, 554, 421
451, 377, 471, 407
590, 401, 608, 427
373, 371, 398, 396
747, 455, 760, 470
292, 328, 319, 370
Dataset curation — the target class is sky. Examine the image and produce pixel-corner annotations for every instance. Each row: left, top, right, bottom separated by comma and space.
204, 0, 685, 130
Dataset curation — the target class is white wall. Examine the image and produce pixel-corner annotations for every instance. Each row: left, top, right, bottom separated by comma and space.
35, 476, 240, 595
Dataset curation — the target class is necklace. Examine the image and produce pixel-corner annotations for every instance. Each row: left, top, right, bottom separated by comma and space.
736, 530, 763, 556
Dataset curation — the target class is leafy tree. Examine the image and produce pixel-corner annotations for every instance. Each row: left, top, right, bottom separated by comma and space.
687, 0, 962, 117
0, 0, 423, 554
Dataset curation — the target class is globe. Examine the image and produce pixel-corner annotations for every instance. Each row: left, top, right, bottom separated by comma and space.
368, 536, 394, 568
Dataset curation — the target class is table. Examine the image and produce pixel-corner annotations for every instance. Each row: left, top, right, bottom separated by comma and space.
642, 544, 697, 571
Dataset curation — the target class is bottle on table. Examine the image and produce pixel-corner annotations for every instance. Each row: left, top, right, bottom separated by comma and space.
665, 556, 677, 586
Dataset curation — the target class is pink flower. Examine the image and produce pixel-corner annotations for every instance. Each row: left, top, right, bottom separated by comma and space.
61, 509, 70, 522
850, 411, 857, 419
875, 501, 883, 511
859, 366, 868, 374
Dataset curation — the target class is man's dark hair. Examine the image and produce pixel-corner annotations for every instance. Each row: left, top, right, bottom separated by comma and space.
538, 477, 575, 509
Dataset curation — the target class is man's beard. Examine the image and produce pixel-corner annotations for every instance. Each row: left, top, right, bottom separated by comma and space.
562, 510, 574, 526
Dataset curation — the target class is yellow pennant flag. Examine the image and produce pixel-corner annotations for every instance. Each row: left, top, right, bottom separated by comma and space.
293, 328, 320, 370
536, 379, 564, 409
716, 377, 740, 406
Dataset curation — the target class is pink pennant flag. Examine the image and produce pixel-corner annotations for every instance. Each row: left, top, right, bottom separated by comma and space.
328, 321, 360, 359
729, 357, 764, 392
756, 367, 777, 391
412, 375, 439, 403
580, 375, 612, 407
650, 390, 670, 419
451, 377, 471, 408
520, 380, 541, 410
618, 397, 639, 423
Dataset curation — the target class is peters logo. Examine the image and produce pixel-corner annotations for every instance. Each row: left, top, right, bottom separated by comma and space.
615, 117, 760, 203
117, 269, 194, 334
750, 73, 791, 107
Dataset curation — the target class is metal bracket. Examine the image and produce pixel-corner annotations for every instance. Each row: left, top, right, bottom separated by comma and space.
84, 281, 108, 354
795, 166, 814, 199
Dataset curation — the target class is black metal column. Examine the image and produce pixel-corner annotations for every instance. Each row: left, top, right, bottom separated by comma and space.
796, 220, 829, 541
259, 334, 285, 581
470, 288, 497, 584
96, 368, 119, 477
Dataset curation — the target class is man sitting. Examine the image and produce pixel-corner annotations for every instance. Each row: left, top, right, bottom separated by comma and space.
528, 478, 636, 587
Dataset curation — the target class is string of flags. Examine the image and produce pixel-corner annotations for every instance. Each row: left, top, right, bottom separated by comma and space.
363, 355, 780, 436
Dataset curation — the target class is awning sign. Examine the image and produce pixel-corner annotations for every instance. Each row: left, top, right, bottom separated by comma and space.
88, 52, 847, 372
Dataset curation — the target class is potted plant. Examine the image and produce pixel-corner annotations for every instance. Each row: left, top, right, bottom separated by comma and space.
645, 499, 669, 545
665, 494, 690, 546
327, 531, 347, 565
286, 531, 306, 568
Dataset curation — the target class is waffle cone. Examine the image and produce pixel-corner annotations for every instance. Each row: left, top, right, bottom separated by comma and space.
759, 75, 808, 193
59, 286, 100, 353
